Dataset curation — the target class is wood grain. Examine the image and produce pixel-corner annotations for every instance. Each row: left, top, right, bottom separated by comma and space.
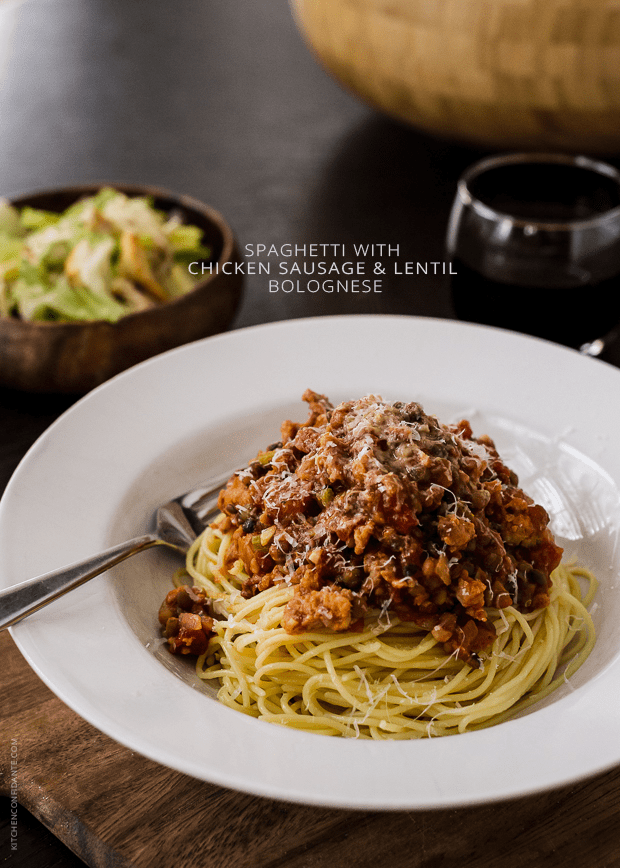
2, 630, 620, 867
291, 0, 620, 153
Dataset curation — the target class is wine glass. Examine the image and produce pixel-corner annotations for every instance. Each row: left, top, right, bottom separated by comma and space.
446, 153, 620, 350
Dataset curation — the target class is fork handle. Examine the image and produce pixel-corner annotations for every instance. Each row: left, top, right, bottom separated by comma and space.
0, 534, 160, 631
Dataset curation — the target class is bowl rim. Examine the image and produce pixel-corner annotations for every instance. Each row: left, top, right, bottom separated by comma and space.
2, 181, 238, 331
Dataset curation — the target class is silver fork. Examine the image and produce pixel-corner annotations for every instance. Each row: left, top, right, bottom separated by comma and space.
0, 468, 235, 631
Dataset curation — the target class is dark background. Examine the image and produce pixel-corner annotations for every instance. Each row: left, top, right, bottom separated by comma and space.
1, 0, 619, 865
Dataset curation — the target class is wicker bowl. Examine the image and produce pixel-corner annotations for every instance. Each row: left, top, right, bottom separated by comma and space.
291, 0, 620, 153
0, 184, 243, 393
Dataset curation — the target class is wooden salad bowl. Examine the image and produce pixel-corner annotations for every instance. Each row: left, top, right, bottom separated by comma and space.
291, 0, 620, 153
0, 184, 243, 393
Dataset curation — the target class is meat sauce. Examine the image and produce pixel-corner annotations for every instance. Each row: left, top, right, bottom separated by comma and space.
162, 391, 562, 664
158, 585, 215, 655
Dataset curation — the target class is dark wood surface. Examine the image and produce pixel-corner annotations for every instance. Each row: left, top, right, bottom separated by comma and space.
1, 1, 620, 866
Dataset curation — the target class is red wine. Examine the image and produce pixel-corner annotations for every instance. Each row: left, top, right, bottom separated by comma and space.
450, 257, 620, 348
448, 157, 620, 348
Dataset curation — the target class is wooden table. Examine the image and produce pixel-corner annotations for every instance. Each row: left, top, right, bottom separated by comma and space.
5, 628, 620, 868
2, 1, 620, 865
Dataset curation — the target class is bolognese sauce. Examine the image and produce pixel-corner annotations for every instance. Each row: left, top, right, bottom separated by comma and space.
161, 391, 563, 665
205, 390, 562, 665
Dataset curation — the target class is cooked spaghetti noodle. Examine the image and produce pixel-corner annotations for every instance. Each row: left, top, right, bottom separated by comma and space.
178, 522, 596, 739
158, 393, 598, 738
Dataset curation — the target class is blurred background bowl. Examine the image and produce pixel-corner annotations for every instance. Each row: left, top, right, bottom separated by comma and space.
291, 0, 620, 154
0, 183, 243, 394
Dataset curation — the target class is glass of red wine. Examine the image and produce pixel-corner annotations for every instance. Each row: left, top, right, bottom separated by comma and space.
446, 153, 620, 350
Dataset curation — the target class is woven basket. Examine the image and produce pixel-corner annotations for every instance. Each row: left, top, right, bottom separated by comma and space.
291, 0, 620, 153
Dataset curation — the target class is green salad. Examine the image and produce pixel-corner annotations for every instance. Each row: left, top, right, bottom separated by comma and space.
0, 187, 211, 323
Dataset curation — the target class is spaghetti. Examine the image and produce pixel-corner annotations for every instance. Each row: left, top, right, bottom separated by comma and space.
180, 524, 596, 738
159, 392, 597, 738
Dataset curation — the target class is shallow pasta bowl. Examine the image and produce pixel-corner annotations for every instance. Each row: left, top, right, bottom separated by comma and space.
0, 183, 243, 393
2, 315, 620, 810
